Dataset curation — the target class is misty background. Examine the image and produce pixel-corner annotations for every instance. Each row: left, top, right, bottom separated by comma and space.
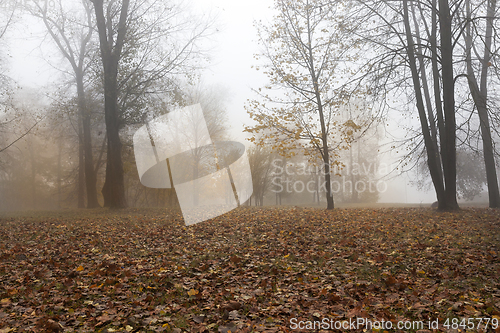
0, 0, 494, 211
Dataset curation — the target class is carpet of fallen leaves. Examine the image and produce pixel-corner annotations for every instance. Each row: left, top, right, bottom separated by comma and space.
0, 207, 499, 333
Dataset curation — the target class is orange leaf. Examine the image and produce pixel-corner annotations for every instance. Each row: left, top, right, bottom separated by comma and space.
187, 289, 199, 296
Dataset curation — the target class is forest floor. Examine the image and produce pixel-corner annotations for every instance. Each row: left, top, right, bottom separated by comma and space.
0, 207, 499, 332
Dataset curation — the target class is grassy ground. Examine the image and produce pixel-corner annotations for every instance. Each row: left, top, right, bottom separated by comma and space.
0, 207, 499, 332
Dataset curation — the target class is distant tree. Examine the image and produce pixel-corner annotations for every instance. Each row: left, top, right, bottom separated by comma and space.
0, 0, 24, 156
0, 91, 55, 210
247, 145, 274, 206
333, 98, 381, 203
180, 84, 229, 142
124, 83, 229, 208
28, 0, 101, 208
0, 0, 16, 40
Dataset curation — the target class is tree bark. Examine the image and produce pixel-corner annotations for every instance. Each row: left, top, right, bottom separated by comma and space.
403, 0, 446, 208
465, 0, 500, 208
78, 115, 85, 208
76, 79, 100, 208
92, 0, 129, 208
411, 1, 444, 185
438, 0, 459, 210
306, 9, 334, 210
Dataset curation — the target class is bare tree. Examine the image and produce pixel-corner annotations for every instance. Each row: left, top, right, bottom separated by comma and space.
90, 0, 213, 208
0, 0, 16, 39
90, 0, 129, 208
0, 0, 22, 155
348, 0, 500, 209
247, 145, 274, 206
28, 0, 101, 208
463, 0, 500, 208
403, 0, 458, 210
339, 0, 461, 210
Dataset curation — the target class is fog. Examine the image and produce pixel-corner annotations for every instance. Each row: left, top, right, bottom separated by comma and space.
0, 0, 492, 212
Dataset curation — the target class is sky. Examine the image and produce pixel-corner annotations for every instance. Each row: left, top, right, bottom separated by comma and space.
190, 0, 273, 140
6, 0, 272, 138
3, 0, 438, 204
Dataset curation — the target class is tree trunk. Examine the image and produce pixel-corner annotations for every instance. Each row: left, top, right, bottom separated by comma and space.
465, 0, 500, 208
438, 0, 459, 210
57, 136, 62, 208
92, 0, 129, 208
28, 141, 37, 209
307, 29, 334, 209
403, 0, 447, 208
78, 116, 85, 208
429, 0, 447, 190
411, 1, 444, 185
291, 5, 337, 210
77, 79, 100, 208
101, 63, 127, 208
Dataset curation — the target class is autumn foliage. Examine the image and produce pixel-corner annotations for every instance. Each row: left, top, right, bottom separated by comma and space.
0, 207, 499, 332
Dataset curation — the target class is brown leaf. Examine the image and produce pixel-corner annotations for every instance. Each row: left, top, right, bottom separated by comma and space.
223, 301, 241, 311
230, 255, 241, 264
192, 314, 206, 324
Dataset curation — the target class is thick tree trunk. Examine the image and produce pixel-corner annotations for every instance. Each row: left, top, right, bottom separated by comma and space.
92, 0, 129, 208
438, 0, 459, 210
101, 60, 127, 208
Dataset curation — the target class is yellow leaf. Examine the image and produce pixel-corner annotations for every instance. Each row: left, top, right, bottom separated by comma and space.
76, 266, 84, 272
188, 289, 199, 296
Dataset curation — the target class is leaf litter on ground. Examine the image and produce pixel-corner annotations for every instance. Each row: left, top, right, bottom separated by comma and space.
0, 207, 499, 332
